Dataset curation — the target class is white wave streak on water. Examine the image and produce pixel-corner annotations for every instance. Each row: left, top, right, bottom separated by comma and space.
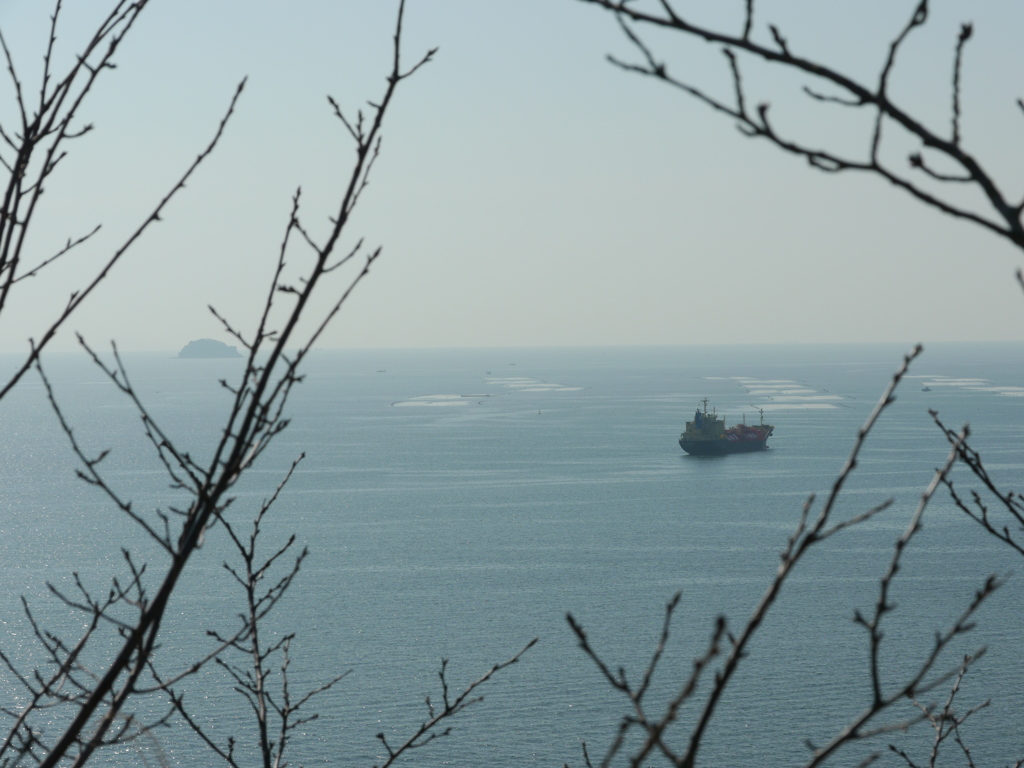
392, 378, 581, 406
735, 377, 839, 409
757, 403, 835, 409
486, 377, 537, 385
724, 376, 843, 409
747, 388, 818, 396
970, 387, 1024, 397
485, 377, 578, 392
912, 375, 1024, 397
761, 395, 842, 401
392, 395, 470, 407
731, 378, 798, 384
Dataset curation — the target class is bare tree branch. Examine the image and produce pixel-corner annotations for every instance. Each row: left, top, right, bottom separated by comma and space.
0, 3, 460, 767
373, 638, 538, 768
578, 0, 1024, 249
565, 348, 993, 768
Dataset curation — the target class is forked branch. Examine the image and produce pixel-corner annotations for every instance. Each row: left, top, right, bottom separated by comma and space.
578, 0, 1024, 250
373, 638, 537, 768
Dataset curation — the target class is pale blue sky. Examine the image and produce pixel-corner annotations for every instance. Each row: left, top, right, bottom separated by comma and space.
1, 0, 1022, 353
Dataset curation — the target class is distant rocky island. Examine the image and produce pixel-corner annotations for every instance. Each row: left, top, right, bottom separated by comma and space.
178, 339, 242, 359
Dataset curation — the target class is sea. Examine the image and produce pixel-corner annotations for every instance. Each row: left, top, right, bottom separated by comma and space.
0, 343, 1022, 768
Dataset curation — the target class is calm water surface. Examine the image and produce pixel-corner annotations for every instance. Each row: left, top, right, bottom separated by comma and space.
0, 343, 1021, 767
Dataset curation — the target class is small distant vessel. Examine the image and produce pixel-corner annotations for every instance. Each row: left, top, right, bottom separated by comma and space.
922, 385, 931, 392
679, 399, 774, 456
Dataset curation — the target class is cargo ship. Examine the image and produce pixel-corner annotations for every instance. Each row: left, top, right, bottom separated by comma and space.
679, 399, 774, 456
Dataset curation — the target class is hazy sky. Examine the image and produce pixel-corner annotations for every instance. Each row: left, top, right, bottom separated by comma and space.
1, 0, 1022, 353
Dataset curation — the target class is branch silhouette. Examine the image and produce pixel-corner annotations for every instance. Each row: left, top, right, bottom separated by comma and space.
0, 3, 531, 767
578, 0, 1024, 249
